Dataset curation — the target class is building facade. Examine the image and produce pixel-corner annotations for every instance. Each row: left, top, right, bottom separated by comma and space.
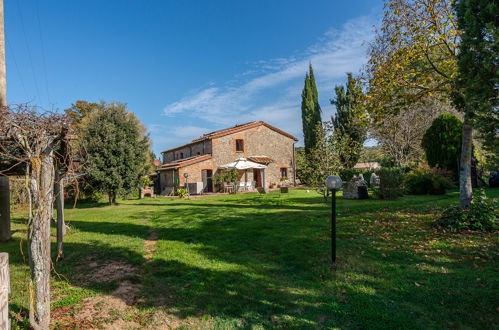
158, 121, 298, 195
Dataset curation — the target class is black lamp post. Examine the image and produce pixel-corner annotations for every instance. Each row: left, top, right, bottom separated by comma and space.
325, 175, 343, 267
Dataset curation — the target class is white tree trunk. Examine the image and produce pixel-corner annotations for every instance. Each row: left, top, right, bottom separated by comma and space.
28, 153, 54, 330
459, 121, 473, 209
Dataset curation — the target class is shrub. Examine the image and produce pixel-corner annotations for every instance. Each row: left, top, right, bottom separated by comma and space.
405, 166, 454, 195
141, 176, 153, 187
435, 189, 498, 231
422, 114, 462, 174
175, 188, 188, 198
373, 167, 404, 199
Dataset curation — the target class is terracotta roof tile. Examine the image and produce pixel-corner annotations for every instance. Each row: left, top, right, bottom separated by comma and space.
159, 154, 212, 170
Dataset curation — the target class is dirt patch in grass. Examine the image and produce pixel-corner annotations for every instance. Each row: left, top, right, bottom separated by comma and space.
86, 261, 138, 284
53, 258, 146, 328
144, 228, 159, 261
51, 294, 142, 329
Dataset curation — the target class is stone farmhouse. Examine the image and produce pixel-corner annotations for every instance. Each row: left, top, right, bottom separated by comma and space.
157, 121, 298, 195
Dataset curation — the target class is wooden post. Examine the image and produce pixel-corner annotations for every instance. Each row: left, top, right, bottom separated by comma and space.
0, 0, 9, 243
54, 171, 65, 260
0, 253, 10, 330
0, 176, 10, 241
0, 0, 7, 107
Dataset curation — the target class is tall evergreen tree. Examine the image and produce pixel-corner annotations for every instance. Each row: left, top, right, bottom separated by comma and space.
453, 0, 498, 199
301, 64, 322, 156
331, 73, 368, 168
81, 102, 151, 204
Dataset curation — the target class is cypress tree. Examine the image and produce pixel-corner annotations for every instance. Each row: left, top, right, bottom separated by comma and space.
301, 64, 322, 156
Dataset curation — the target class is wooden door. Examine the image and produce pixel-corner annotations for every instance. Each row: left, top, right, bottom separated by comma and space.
253, 169, 262, 187
202, 169, 213, 192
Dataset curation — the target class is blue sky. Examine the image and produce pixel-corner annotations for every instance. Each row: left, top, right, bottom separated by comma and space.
5, 0, 382, 155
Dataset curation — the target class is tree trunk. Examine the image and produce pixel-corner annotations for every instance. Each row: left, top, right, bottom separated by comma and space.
0, 176, 10, 241
459, 121, 473, 209
109, 192, 117, 205
28, 154, 54, 330
54, 171, 65, 261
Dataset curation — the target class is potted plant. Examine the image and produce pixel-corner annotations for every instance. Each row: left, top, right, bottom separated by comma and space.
279, 176, 289, 187
176, 188, 188, 198
269, 182, 277, 189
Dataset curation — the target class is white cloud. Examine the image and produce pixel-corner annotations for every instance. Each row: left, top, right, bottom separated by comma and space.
162, 14, 377, 146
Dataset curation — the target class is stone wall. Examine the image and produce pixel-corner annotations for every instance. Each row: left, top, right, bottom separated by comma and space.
162, 140, 212, 163
210, 125, 295, 188
159, 124, 296, 193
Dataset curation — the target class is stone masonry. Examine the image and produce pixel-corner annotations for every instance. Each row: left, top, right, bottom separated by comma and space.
158, 122, 297, 194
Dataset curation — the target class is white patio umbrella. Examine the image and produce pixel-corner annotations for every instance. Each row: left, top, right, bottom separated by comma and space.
219, 158, 266, 190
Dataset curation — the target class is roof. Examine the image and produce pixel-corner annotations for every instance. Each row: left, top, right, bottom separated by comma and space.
353, 162, 381, 169
162, 121, 298, 153
158, 154, 212, 170
248, 156, 274, 164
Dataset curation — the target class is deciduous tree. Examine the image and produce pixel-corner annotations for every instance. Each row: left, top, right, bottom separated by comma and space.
366, 0, 496, 208
0, 105, 74, 329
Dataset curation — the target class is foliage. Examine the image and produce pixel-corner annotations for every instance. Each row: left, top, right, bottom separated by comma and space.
330, 73, 368, 168
366, 0, 458, 115
64, 100, 99, 126
370, 98, 461, 167
175, 188, 188, 198
300, 64, 322, 156
453, 0, 498, 157
80, 102, 151, 204
422, 114, 463, 174
435, 189, 498, 230
213, 169, 239, 186
365, 0, 495, 208
141, 176, 153, 187
373, 167, 404, 199
299, 122, 341, 198
405, 165, 454, 195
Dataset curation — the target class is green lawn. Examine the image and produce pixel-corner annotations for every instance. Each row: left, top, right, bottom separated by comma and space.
2, 189, 498, 329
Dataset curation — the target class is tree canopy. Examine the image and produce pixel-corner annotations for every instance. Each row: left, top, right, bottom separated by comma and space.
80, 102, 151, 204
422, 113, 463, 173
453, 0, 498, 164
331, 73, 368, 168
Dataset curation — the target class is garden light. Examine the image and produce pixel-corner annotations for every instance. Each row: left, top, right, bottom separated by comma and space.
325, 175, 343, 267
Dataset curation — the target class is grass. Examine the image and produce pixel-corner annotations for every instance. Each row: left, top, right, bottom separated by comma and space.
2, 188, 498, 329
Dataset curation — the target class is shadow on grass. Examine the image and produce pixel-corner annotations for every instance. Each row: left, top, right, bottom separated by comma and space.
4, 189, 498, 328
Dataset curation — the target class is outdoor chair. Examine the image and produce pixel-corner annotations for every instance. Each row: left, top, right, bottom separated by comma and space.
223, 182, 235, 193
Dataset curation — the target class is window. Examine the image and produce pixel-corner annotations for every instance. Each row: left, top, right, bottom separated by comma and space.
280, 167, 288, 178
197, 152, 201, 155
180, 152, 184, 159
235, 139, 244, 152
